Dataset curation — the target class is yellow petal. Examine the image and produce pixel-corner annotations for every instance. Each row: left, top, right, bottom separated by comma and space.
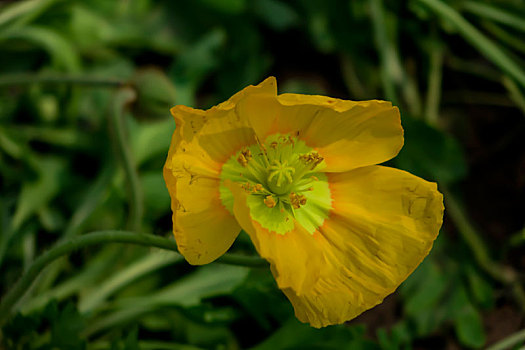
163, 128, 181, 247
165, 136, 239, 265
236, 93, 403, 172
171, 76, 276, 164
226, 180, 326, 294
174, 175, 241, 265
286, 166, 443, 327
163, 77, 277, 265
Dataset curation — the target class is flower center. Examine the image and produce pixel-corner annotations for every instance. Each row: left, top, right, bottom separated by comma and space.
220, 133, 332, 235
267, 160, 295, 194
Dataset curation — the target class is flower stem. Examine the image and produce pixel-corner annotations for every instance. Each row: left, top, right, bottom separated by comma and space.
502, 76, 525, 115
416, 0, 525, 87
509, 227, 525, 248
369, 0, 398, 105
424, 34, 444, 126
0, 230, 268, 326
486, 328, 525, 350
110, 88, 143, 232
441, 184, 525, 313
461, 1, 525, 33
0, 73, 126, 87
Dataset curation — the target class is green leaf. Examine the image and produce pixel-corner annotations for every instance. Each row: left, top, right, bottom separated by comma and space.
252, 0, 299, 31
0, 0, 61, 30
252, 318, 380, 350
141, 171, 171, 219
50, 302, 86, 349
150, 264, 249, 307
453, 303, 486, 349
78, 251, 181, 313
63, 163, 114, 237
395, 116, 467, 184
131, 118, 175, 166
5, 301, 88, 350
132, 69, 177, 116
401, 258, 451, 336
114, 264, 249, 311
416, 0, 525, 87
0, 25, 81, 71
171, 28, 226, 106
377, 328, 395, 350
443, 282, 470, 321
19, 247, 120, 314
198, 0, 246, 14
462, 1, 525, 34
2, 312, 40, 347
232, 268, 292, 330
465, 265, 494, 309
85, 265, 249, 337
403, 261, 448, 316
69, 4, 114, 51
37, 206, 64, 232
123, 326, 141, 350
11, 157, 66, 231
309, 11, 335, 53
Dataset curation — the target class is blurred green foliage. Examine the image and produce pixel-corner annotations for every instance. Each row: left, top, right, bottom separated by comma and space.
1, 0, 524, 349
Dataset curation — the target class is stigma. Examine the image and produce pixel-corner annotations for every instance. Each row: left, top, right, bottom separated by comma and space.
226, 133, 325, 214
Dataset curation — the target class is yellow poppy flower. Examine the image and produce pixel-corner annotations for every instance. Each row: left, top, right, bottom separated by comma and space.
163, 77, 444, 328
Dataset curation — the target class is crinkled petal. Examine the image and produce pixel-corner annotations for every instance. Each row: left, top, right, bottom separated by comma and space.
171, 76, 276, 164
165, 142, 239, 264
174, 175, 241, 265
286, 166, 443, 327
163, 77, 277, 264
236, 93, 403, 172
229, 165, 443, 327
226, 181, 327, 294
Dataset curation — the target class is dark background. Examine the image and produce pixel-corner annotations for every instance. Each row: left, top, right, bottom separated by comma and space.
0, 0, 524, 349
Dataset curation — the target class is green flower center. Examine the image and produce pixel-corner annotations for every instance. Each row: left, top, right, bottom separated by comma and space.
220, 134, 332, 235
267, 160, 295, 194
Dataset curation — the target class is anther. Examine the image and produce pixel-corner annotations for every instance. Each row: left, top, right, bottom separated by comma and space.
264, 195, 277, 208
241, 182, 252, 192
237, 148, 252, 167
290, 192, 307, 209
299, 152, 324, 169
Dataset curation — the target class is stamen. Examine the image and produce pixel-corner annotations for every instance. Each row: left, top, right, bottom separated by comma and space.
241, 182, 252, 192
290, 192, 307, 209
299, 152, 324, 169
264, 195, 277, 208
237, 148, 252, 167
220, 133, 332, 235
254, 135, 270, 167
286, 135, 295, 147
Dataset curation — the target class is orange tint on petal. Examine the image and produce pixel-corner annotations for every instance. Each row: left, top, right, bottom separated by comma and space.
226, 180, 326, 293
170, 76, 277, 164
236, 93, 403, 171
282, 166, 443, 327
163, 77, 277, 265
175, 176, 241, 265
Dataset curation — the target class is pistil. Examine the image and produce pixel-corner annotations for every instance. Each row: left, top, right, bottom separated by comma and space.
220, 133, 332, 235
267, 160, 295, 194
